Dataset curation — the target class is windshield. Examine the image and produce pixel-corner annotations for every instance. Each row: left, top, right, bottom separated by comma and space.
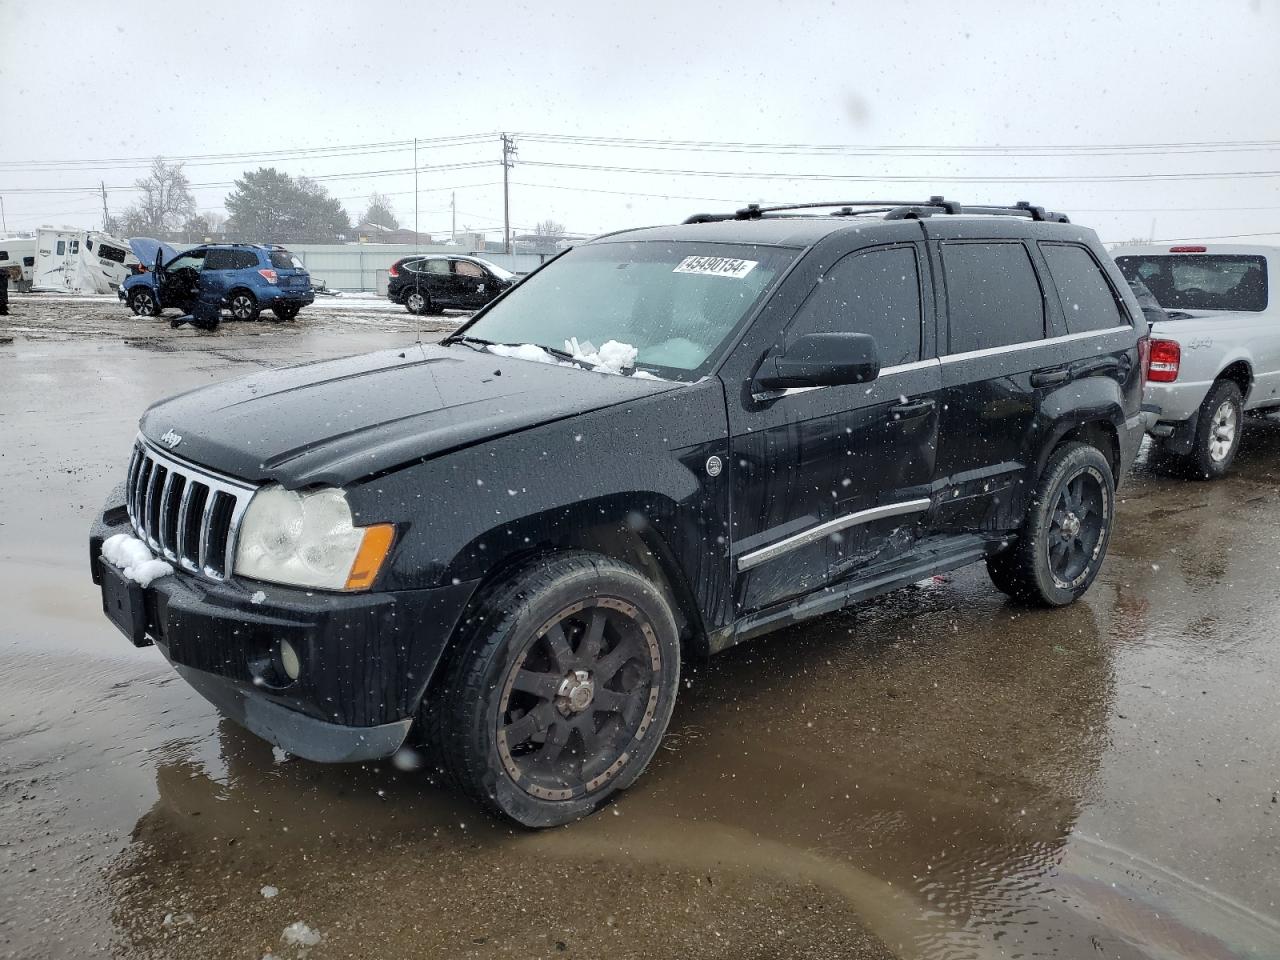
459, 241, 794, 377
1115, 254, 1268, 312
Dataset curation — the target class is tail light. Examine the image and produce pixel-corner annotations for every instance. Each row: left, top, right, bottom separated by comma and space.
1169, 245, 1207, 253
1137, 335, 1151, 385
258, 268, 278, 284
1148, 338, 1180, 382
388, 262, 400, 277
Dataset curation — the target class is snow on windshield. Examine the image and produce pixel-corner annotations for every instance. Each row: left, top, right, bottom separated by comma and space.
487, 338, 662, 379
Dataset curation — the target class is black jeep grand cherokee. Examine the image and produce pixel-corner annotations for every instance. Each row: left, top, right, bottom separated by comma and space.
90, 199, 1147, 827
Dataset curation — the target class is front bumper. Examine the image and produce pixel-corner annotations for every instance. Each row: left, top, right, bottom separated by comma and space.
90, 500, 477, 763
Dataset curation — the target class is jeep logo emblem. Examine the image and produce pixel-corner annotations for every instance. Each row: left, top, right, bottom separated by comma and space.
160, 430, 183, 449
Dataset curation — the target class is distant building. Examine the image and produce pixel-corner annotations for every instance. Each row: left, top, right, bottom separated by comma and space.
352, 222, 434, 245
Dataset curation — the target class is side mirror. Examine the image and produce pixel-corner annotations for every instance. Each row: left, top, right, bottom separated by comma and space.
754, 332, 881, 391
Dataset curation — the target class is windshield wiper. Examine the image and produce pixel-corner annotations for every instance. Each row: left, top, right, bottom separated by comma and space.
442, 333, 495, 351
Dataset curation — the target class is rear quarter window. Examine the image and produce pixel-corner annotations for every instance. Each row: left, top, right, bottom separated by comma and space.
1039, 243, 1128, 333
941, 242, 1045, 353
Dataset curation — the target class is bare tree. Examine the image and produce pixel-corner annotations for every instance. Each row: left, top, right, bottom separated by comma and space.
116, 158, 197, 237
363, 192, 399, 230
534, 218, 565, 238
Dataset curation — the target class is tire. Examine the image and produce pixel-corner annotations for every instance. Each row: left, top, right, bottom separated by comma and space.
1175, 380, 1243, 480
271, 304, 300, 322
426, 552, 680, 828
128, 288, 161, 317
404, 290, 429, 315
227, 291, 259, 322
987, 442, 1116, 607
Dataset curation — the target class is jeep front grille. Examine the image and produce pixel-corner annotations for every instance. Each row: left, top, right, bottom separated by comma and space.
124, 438, 255, 580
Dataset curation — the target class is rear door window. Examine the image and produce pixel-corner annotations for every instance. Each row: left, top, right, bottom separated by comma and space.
1039, 243, 1128, 333
203, 249, 235, 270
787, 245, 922, 366
56, 240, 66, 256
424, 259, 450, 275
230, 250, 260, 270
941, 242, 1045, 353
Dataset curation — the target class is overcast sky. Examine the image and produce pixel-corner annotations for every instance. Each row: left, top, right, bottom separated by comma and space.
2, 0, 1279, 244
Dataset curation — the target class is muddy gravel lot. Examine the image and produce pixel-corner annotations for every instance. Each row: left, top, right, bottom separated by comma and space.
1, 294, 1279, 959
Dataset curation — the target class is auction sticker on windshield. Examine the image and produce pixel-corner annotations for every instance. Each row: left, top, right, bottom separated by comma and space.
673, 255, 758, 279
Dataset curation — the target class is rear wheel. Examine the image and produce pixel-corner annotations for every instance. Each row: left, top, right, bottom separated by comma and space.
987, 442, 1115, 607
404, 290, 429, 315
271, 304, 300, 322
228, 291, 259, 322
128, 288, 161, 317
427, 553, 680, 827
1176, 380, 1243, 480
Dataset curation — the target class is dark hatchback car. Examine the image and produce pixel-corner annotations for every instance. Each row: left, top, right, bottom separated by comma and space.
386, 254, 517, 314
121, 243, 314, 327
90, 199, 1146, 827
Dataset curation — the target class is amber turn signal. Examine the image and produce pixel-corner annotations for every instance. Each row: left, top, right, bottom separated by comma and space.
344, 524, 396, 590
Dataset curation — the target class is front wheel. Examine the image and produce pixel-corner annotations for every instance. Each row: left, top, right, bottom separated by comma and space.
987, 442, 1115, 607
427, 553, 680, 827
227, 291, 259, 322
128, 288, 161, 317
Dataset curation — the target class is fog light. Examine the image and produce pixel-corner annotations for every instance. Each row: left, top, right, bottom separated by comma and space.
278, 639, 301, 681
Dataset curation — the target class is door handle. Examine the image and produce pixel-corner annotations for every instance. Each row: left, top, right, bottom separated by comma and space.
1030, 366, 1071, 388
888, 398, 936, 422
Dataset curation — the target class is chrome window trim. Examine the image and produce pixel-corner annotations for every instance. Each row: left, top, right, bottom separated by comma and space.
939, 325, 1132, 364
737, 498, 932, 572
757, 358, 941, 400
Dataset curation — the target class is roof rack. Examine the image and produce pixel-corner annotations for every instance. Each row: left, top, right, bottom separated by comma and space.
683, 197, 1069, 225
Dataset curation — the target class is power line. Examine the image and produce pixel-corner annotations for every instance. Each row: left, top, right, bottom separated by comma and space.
517, 131, 1280, 158
0, 133, 495, 172
521, 159, 1280, 184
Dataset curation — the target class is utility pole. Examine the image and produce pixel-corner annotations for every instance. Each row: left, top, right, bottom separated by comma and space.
0, 195, 6, 234
501, 133, 518, 254
451, 191, 456, 243
413, 138, 419, 250
100, 181, 110, 231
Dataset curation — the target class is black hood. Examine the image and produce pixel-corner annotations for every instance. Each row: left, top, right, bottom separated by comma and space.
139, 343, 679, 487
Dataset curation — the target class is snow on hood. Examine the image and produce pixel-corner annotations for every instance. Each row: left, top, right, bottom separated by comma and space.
486, 338, 662, 379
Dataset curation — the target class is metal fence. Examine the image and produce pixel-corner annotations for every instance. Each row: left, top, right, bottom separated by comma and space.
286, 245, 551, 291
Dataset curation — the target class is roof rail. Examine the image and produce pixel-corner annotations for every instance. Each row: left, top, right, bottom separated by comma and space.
683, 197, 1069, 225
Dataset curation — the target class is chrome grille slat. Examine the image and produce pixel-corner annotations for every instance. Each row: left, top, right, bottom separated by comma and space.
143, 464, 161, 545
175, 480, 196, 565
121, 436, 255, 582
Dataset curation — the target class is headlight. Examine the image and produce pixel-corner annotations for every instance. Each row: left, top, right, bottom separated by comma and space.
234, 485, 394, 591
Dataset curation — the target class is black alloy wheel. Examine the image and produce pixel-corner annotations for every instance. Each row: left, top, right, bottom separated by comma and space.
1046, 471, 1106, 588
496, 597, 663, 803
987, 442, 1115, 606
427, 552, 680, 827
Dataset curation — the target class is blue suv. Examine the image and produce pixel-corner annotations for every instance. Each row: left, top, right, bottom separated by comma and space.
121, 243, 314, 328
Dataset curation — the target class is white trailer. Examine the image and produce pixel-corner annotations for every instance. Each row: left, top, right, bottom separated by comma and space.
0, 237, 36, 291
27, 228, 138, 294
